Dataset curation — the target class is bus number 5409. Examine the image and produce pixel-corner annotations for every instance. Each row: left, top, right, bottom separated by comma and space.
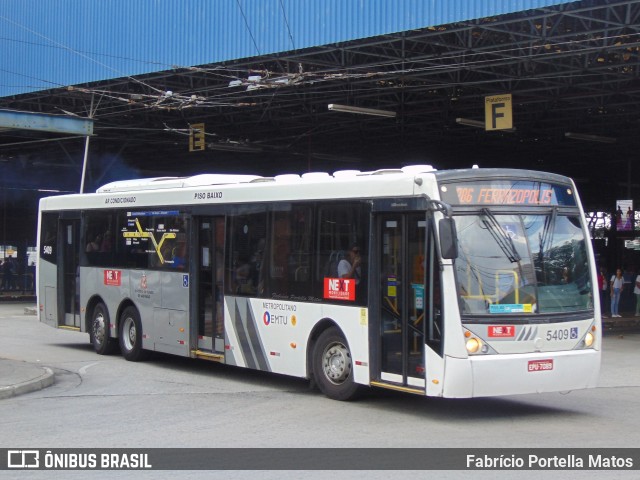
546, 328, 576, 341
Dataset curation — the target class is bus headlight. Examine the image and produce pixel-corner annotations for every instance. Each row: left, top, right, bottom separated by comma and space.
466, 337, 482, 354
584, 331, 594, 347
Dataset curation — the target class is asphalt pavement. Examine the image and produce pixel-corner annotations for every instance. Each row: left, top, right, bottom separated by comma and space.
0, 298, 638, 400
0, 301, 54, 399
0, 357, 54, 399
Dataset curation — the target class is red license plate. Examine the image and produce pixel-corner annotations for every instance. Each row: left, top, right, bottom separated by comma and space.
528, 359, 554, 372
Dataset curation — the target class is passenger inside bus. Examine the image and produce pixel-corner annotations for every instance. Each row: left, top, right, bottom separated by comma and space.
338, 244, 362, 284
86, 233, 102, 253
251, 238, 265, 289
100, 230, 112, 252
171, 241, 187, 269
234, 255, 253, 294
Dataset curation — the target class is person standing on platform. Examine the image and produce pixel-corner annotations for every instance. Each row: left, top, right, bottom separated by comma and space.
598, 266, 608, 317
2, 257, 15, 291
610, 268, 624, 318
635, 271, 640, 317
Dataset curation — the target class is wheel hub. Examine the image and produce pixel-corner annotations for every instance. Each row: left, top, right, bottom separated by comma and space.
322, 343, 352, 385
123, 317, 137, 350
93, 314, 105, 345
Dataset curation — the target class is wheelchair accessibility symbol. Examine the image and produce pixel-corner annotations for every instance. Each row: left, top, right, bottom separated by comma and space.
502, 224, 518, 240
183, 274, 189, 288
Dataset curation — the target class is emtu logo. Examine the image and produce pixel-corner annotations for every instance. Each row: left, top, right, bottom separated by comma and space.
263, 311, 271, 325
8, 450, 39, 468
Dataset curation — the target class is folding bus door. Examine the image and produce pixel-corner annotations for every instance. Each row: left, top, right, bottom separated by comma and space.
376, 213, 429, 391
195, 216, 226, 354
58, 218, 81, 328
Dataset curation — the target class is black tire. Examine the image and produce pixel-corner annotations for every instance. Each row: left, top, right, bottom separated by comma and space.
90, 302, 116, 355
119, 306, 147, 361
312, 326, 361, 401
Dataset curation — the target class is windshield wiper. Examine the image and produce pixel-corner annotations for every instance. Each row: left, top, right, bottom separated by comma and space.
481, 208, 522, 263
538, 206, 557, 255
536, 207, 557, 282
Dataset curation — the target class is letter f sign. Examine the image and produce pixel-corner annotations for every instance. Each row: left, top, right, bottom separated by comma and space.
491, 103, 505, 129
485, 94, 513, 130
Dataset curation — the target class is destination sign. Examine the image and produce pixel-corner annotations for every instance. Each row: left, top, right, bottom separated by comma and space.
439, 180, 576, 207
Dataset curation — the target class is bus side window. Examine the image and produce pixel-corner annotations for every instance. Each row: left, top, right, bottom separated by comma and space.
270, 206, 313, 298
317, 202, 369, 305
40, 213, 58, 265
287, 206, 313, 292
227, 212, 267, 296
83, 212, 115, 267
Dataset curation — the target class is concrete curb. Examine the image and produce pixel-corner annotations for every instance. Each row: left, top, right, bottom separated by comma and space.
0, 366, 55, 400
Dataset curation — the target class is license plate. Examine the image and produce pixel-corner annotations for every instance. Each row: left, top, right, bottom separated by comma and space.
528, 359, 553, 372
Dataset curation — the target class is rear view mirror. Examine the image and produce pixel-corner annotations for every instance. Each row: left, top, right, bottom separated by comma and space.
439, 217, 458, 259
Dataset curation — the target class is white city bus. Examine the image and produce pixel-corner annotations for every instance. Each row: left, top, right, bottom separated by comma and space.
37, 165, 601, 400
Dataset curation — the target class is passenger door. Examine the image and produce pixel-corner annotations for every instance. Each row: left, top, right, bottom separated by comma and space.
376, 213, 429, 390
58, 218, 81, 328
195, 216, 225, 353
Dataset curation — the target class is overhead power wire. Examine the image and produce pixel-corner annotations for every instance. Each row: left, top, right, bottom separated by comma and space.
0, 36, 174, 70
1, 7, 636, 98
0, 14, 164, 95
0, 67, 65, 90
2, 13, 637, 119
278, 0, 296, 50
235, 0, 261, 56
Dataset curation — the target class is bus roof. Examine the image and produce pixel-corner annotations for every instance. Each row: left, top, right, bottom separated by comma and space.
434, 167, 573, 185
96, 165, 438, 193
38, 165, 576, 212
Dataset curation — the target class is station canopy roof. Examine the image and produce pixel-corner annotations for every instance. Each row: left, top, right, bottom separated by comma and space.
1, 0, 639, 212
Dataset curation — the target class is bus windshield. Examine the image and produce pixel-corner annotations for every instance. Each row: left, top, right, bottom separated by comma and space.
454, 210, 592, 316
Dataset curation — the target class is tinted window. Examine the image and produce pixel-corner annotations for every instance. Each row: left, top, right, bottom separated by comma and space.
40, 212, 58, 265
226, 202, 370, 304
227, 211, 267, 295
317, 202, 370, 305
119, 210, 189, 270
83, 211, 115, 267
270, 206, 313, 299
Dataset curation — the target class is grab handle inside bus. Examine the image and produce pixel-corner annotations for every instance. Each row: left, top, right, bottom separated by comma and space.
439, 217, 458, 259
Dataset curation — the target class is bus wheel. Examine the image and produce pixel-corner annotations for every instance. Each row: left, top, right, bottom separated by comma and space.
90, 302, 115, 355
312, 327, 360, 401
119, 306, 146, 361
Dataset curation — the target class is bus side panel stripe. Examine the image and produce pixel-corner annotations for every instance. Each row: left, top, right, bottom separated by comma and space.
224, 330, 237, 366
244, 299, 270, 372
232, 297, 271, 372
233, 298, 257, 370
